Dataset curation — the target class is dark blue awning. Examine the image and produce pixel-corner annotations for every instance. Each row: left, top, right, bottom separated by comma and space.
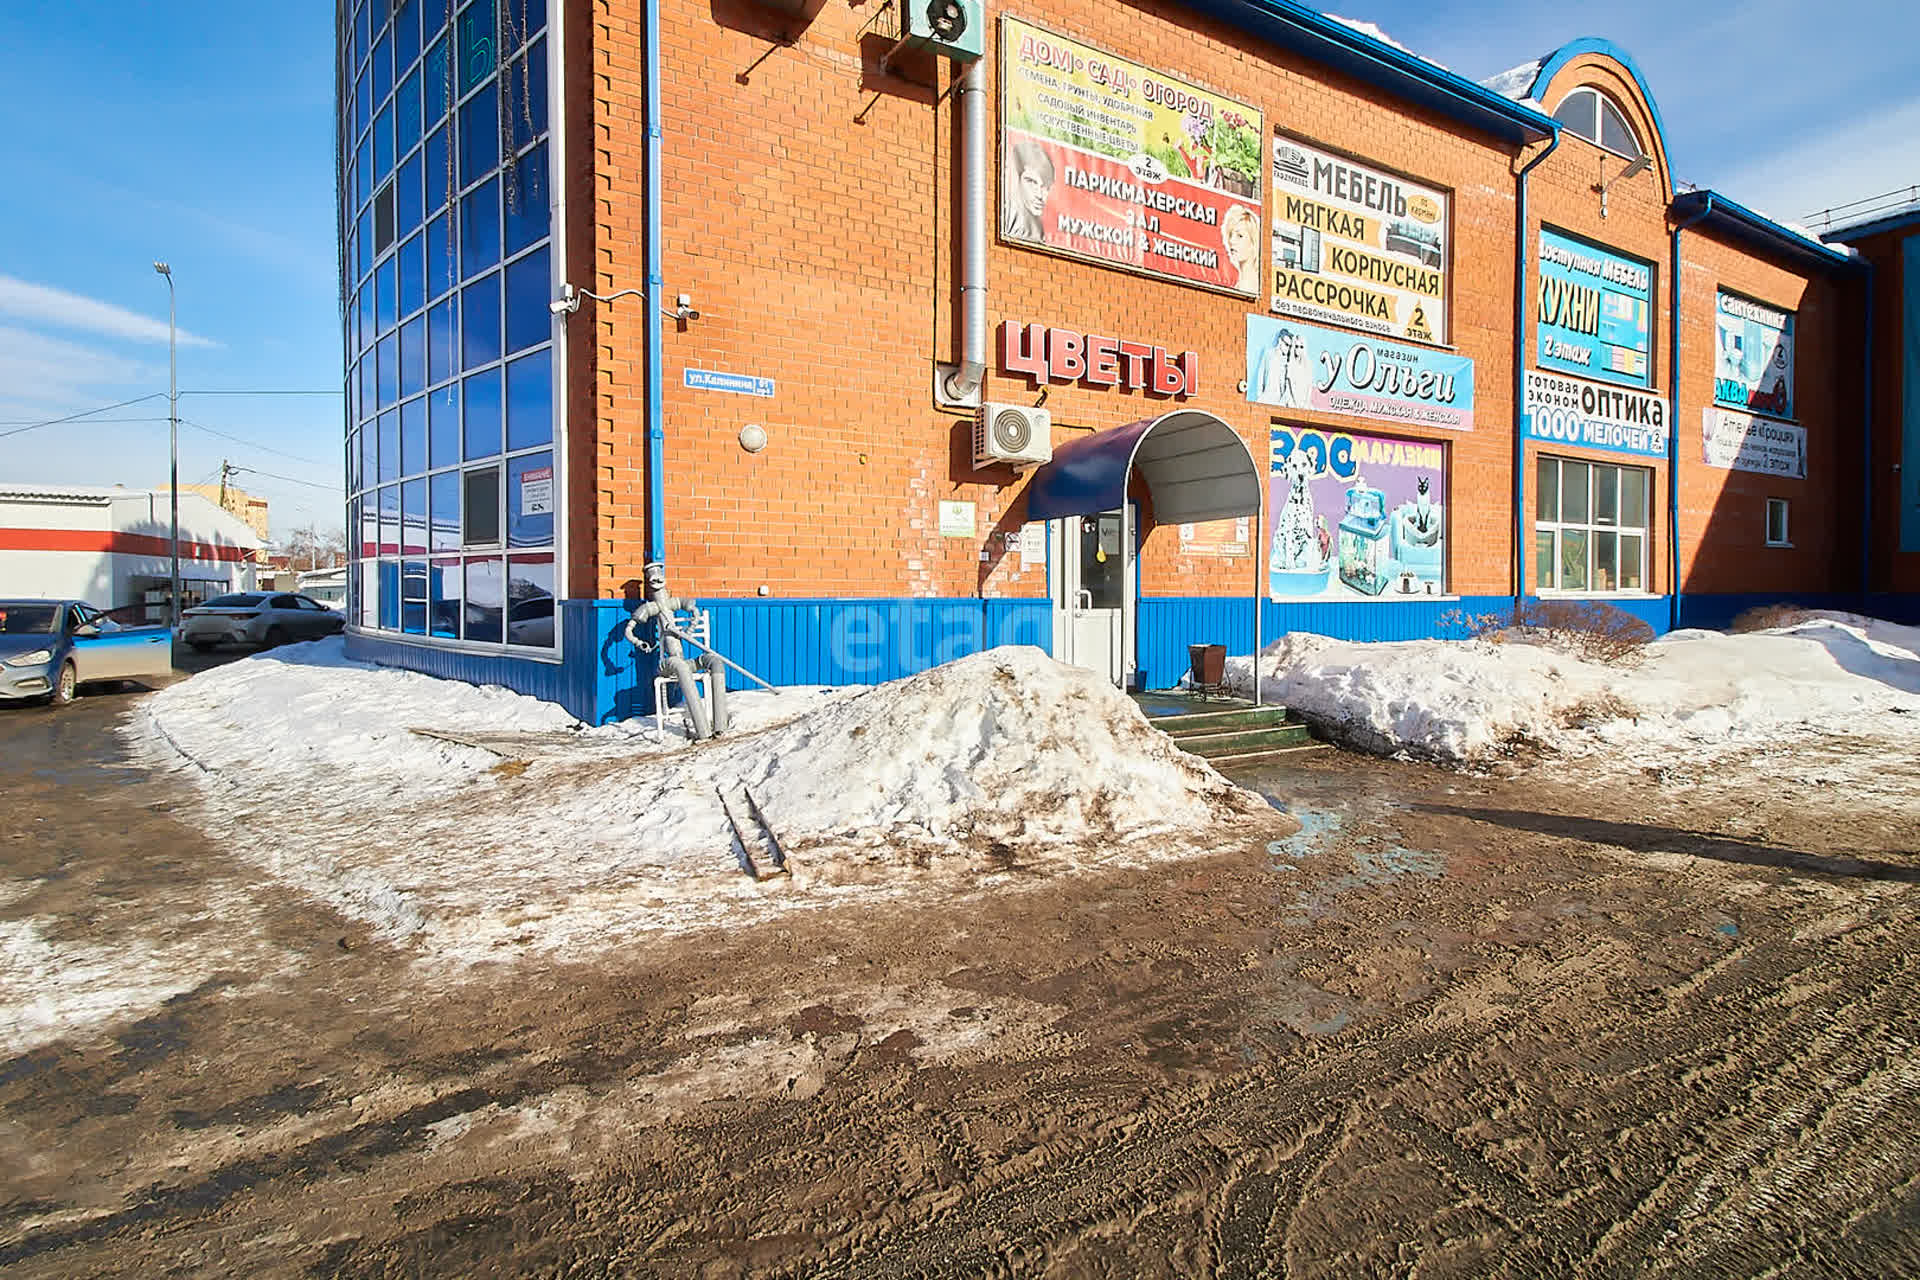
1025, 411, 1261, 525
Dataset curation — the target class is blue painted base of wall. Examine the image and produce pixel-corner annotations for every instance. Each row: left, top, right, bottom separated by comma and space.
346, 590, 1920, 723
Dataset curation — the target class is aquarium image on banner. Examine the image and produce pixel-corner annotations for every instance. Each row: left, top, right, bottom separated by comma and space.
1536, 228, 1653, 388
1268, 425, 1446, 601
999, 18, 1263, 295
1269, 133, 1450, 344
1246, 314, 1474, 431
1715, 292, 1795, 420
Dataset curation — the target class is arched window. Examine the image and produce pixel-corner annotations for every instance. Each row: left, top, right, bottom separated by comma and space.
1553, 86, 1644, 159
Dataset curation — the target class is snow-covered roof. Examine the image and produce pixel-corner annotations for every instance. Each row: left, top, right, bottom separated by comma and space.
1323, 13, 1450, 71
1480, 58, 1544, 102
0, 483, 124, 503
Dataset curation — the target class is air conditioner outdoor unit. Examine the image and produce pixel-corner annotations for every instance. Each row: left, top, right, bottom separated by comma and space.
975, 403, 1052, 468
900, 0, 983, 62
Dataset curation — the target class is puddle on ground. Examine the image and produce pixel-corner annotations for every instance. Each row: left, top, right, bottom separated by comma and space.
1258, 803, 1446, 924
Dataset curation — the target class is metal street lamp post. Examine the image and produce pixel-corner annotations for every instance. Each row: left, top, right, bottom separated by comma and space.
153, 261, 179, 627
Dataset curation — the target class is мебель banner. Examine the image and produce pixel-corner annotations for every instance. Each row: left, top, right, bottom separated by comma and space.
1702, 406, 1806, 478
1267, 426, 1447, 600
1246, 314, 1474, 432
1522, 370, 1667, 459
1536, 228, 1653, 388
1715, 292, 1795, 420
1269, 133, 1449, 345
1000, 18, 1264, 296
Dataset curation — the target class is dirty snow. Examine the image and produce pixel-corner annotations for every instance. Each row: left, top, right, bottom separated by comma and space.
133, 642, 1276, 968
1228, 612, 1920, 778
0, 919, 208, 1056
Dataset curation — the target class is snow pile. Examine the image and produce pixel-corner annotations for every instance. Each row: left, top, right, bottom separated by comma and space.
138, 644, 1281, 964
1231, 612, 1920, 769
1479, 58, 1543, 101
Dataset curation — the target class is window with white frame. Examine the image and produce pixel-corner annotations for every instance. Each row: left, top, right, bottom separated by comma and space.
1766, 498, 1790, 547
1552, 87, 1644, 160
1534, 456, 1651, 593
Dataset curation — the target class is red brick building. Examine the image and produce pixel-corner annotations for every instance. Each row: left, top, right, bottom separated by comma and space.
336, 0, 1897, 721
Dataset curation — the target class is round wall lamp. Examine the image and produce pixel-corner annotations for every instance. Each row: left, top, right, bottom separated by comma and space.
738, 423, 768, 453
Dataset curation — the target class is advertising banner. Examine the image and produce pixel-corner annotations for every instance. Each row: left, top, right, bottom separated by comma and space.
1536, 228, 1654, 388
1246, 313, 1474, 431
1702, 407, 1806, 479
1715, 292, 1795, 420
1269, 133, 1449, 344
1000, 18, 1264, 296
1522, 370, 1667, 459
1178, 517, 1251, 557
518, 465, 553, 517
1267, 426, 1446, 600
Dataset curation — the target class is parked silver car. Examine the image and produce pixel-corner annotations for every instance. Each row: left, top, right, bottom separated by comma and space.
180, 592, 346, 651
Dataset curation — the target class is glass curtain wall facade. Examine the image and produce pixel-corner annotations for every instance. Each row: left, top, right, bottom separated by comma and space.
338, 0, 558, 650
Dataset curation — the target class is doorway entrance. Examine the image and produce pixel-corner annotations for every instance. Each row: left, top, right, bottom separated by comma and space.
1052, 507, 1133, 686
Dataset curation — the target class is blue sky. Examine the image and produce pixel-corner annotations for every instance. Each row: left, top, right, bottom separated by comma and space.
3, 0, 1914, 542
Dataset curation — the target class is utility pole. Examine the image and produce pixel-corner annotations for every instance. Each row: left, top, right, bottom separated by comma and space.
154, 262, 180, 627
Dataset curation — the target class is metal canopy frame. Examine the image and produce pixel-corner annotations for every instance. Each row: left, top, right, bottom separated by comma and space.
1025, 411, 1266, 703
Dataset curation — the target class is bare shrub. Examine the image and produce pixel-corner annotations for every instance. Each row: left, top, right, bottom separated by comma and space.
1730, 603, 1811, 634
1507, 599, 1655, 666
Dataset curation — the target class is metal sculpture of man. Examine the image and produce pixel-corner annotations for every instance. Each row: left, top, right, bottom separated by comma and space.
629, 561, 730, 740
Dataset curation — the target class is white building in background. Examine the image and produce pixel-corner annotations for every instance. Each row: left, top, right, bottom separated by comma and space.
0, 484, 264, 621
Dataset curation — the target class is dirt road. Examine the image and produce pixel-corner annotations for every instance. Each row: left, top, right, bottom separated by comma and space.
2, 687, 1917, 1277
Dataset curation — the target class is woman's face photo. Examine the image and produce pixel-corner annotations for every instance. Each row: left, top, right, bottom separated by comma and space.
1224, 216, 1255, 264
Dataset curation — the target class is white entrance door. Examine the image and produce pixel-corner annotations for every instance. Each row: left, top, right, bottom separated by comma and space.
1052, 509, 1133, 686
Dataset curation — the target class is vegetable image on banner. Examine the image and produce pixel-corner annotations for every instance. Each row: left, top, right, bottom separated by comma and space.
1246, 314, 1474, 431
1268, 426, 1446, 601
1536, 228, 1654, 388
1269, 133, 1450, 344
1000, 17, 1263, 296
1715, 292, 1795, 420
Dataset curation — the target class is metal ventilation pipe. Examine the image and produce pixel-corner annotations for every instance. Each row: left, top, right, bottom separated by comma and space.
943, 55, 989, 402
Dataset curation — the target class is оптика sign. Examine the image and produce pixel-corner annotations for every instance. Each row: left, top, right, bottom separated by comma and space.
1522, 370, 1667, 459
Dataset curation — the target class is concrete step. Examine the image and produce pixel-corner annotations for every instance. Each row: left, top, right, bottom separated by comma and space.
1205, 742, 1334, 767
1154, 706, 1297, 737
1174, 723, 1317, 757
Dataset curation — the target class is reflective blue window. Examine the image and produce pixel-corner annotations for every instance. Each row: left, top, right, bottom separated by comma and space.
503, 40, 546, 153
357, 286, 375, 354
463, 366, 502, 459
379, 559, 402, 630
371, 29, 394, 103
464, 556, 503, 642
424, 37, 451, 124
429, 382, 461, 468
375, 255, 397, 332
429, 557, 459, 636
355, 0, 371, 66
395, 68, 422, 155
400, 396, 426, 477
504, 0, 545, 50
507, 452, 554, 548
356, 73, 372, 149
355, 134, 373, 209
400, 316, 426, 398
461, 177, 500, 278
430, 471, 461, 551
397, 230, 424, 317
462, 271, 501, 369
428, 295, 458, 385
506, 554, 554, 647
505, 348, 551, 450
393, 0, 422, 72
458, 0, 497, 94
426, 209, 456, 299
503, 246, 549, 354
402, 479, 427, 554
356, 207, 374, 279
359, 349, 377, 418
458, 84, 498, 188
360, 420, 378, 491
377, 332, 399, 408
378, 410, 400, 482
374, 102, 395, 181
502, 142, 547, 256
397, 152, 424, 239
424, 125, 451, 215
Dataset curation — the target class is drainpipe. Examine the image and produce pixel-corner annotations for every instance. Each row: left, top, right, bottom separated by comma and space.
941, 56, 989, 402
1861, 262, 1876, 610
1512, 128, 1560, 609
644, 0, 667, 564
1670, 195, 1715, 631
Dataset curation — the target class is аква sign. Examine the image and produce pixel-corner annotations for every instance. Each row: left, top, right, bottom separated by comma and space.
1522, 370, 1667, 459
1536, 228, 1654, 389
1246, 313, 1474, 432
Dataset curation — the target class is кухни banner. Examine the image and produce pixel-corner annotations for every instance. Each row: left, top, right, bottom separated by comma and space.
1268, 426, 1447, 601
1000, 18, 1264, 296
1536, 228, 1653, 388
1269, 134, 1450, 344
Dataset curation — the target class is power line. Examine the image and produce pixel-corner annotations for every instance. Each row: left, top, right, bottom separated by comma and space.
0, 393, 168, 441
178, 418, 334, 469
228, 463, 341, 493
181, 389, 344, 397
0, 416, 173, 426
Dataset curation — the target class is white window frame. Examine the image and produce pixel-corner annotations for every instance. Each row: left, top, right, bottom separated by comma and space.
1552, 87, 1645, 161
1766, 498, 1791, 547
1534, 455, 1653, 595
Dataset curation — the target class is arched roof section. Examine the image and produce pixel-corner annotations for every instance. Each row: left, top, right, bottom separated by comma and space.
1025, 411, 1261, 524
1525, 39, 1673, 200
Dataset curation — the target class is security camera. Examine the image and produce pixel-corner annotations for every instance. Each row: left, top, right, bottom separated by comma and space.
550, 283, 581, 315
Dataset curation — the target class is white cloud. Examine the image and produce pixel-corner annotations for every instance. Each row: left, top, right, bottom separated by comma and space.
1708, 96, 1920, 228
0, 275, 218, 349
0, 324, 157, 415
